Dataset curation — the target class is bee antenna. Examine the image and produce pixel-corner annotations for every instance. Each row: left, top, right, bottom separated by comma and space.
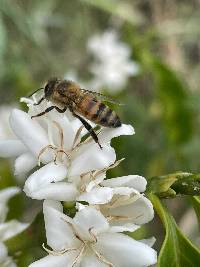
28, 88, 44, 98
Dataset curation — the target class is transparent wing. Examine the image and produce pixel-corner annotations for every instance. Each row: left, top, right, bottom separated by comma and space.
81, 89, 124, 106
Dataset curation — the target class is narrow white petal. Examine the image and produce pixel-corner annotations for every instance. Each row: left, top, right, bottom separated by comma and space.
98, 124, 135, 144
43, 200, 78, 251
81, 252, 107, 267
24, 163, 67, 196
102, 175, 147, 192
0, 220, 29, 241
74, 207, 109, 239
14, 152, 37, 175
104, 195, 154, 225
78, 187, 114, 204
140, 237, 156, 247
0, 242, 8, 259
0, 204, 8, 223
48, 117, 78, 151
109, 224, 140, 233
28, 253, 77, 267
112, 186, 134, 196
0, 140, 27, 158
94, 232, 157, 267
28, 182, 78, 201
10, 109, 52, 162
70, 145, 116, 176
0, 187, 20, 222
86, 174, 105, 192
0, 187, 20, 203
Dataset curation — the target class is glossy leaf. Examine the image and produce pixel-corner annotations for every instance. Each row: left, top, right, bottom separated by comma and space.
147, 172, 200, 198
149, 193, 200, 267
191, 196, 200, 229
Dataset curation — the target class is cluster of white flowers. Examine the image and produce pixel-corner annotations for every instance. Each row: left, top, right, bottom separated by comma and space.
65, 29, 139, 95
0, 187, 28, 267
87, 29, 140, 93
0, 91, 157, 266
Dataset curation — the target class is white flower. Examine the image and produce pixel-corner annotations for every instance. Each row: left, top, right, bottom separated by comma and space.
87, 30, 140, 93
29, 200, 157, 267
0, 187, 29, 266
0, 96, 134, 201
76, 172, 154, 232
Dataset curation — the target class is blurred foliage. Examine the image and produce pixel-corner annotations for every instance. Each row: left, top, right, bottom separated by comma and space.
0, 0, 199, 265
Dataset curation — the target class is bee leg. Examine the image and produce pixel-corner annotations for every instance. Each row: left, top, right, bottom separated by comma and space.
31, 106, 66, 119
33, 97, 45, 106
72, 112, 102, 149
54, 107, 67, 113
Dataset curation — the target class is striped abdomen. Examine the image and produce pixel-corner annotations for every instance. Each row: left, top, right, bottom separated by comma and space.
76, 95, 121, 128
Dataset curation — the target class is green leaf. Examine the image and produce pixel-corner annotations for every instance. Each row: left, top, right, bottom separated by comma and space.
149, 194, 200, 267
191, 196, 200, 229
147, 172, 200, 198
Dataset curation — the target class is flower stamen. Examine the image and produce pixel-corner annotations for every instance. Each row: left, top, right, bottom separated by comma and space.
89, 227, 98, 243
90, 245, 114, 267
52, 121, 64, 149
94, 158, 125, 178
38, 145, 55, 166
71, 244, 85, 267
42, 243, 77, 256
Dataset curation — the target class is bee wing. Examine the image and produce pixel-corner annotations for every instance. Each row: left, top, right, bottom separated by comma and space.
81, 89, 124, 106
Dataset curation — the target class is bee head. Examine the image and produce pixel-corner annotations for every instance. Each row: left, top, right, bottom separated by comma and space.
44, 78, 59, 99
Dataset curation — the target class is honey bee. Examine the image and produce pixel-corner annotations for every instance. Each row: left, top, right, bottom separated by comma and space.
30, 78, 122, 148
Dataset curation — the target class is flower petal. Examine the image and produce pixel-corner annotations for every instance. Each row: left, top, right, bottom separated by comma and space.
27, 182, 78, 201
14, 152, 37, 176
0, 187, 20, 223
81, 252, 107, 267
0, 140, 27, 158
141, 237, 156, 248
70, 144, 116, 177
98, 124, 135, 144
101, 175, 147, 192
103, 195, 154, 225
10, 109, 52, 162
109, 224, 140, 233
47, 117, 79, 151
0, 220, 29, 241
24, 162, 67, 197
86, 173, 105, 192
77, 187, 114, 204
74, 207, 109, 239
43, 200, 78, 251
0, 187, 20, 203
28, 253, 77, 267
0, 242, 8, 259
94, 232, 157, 267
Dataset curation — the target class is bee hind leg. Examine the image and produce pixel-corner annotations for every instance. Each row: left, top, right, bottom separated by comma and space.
72, 112, 102, 149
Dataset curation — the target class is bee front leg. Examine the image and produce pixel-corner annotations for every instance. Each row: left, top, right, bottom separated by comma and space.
33, 97, 45, 106
72, 112, 102, 149
31, 106, 67, 119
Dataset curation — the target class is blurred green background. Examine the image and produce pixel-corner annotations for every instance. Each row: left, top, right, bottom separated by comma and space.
0, 0, 199, 265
